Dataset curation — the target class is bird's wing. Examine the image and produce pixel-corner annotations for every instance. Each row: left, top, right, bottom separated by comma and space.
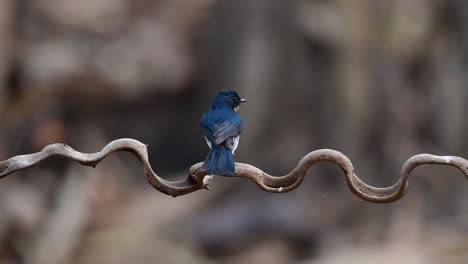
213, 118, 242, 145
200, 113, 217, 143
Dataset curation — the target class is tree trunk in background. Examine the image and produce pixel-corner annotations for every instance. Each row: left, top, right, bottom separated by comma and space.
0, 0, 14, 111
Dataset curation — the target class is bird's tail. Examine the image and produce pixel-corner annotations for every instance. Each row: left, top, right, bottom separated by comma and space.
202, 145, 235, 176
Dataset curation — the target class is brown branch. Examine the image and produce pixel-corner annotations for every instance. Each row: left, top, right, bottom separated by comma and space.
0, 139, 212, 197
0, 138, 467, 202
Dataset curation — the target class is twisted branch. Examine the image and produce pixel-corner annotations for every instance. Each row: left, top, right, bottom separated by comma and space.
0, 138, 467, 203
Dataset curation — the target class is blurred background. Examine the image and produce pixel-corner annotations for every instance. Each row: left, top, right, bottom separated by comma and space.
0, 0, 468, 263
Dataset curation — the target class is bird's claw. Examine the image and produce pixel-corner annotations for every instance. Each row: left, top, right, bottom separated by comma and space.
202, 175, 213, 190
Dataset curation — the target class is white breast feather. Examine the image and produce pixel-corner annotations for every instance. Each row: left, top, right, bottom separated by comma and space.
205, 137, 212, 149
232, 136, 239, 154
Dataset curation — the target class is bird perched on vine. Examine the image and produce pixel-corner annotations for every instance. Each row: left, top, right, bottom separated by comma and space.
200, 89, 246, 176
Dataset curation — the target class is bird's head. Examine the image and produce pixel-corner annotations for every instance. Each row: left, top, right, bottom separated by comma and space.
210, 89, 247, 111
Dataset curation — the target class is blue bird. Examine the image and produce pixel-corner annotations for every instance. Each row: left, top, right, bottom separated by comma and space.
200, 89, 246, 176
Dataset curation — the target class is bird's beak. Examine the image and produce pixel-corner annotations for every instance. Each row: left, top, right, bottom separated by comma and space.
240, 98, 247, 103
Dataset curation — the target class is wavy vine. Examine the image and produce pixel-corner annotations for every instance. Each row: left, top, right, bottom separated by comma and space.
0, 138, 467, 202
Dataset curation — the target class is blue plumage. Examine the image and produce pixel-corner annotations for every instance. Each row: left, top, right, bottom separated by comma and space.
200, 89, 246, 176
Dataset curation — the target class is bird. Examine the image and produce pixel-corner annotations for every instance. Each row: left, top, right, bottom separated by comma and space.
200, 89, 246, 176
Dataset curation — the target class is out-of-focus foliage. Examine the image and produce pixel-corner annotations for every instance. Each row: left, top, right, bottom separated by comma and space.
0, 0, 468, 263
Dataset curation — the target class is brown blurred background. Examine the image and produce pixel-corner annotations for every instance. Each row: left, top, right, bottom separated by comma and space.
0, 0, 468, 263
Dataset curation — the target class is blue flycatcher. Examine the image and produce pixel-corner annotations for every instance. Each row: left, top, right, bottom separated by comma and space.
200, 89, 246, 176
